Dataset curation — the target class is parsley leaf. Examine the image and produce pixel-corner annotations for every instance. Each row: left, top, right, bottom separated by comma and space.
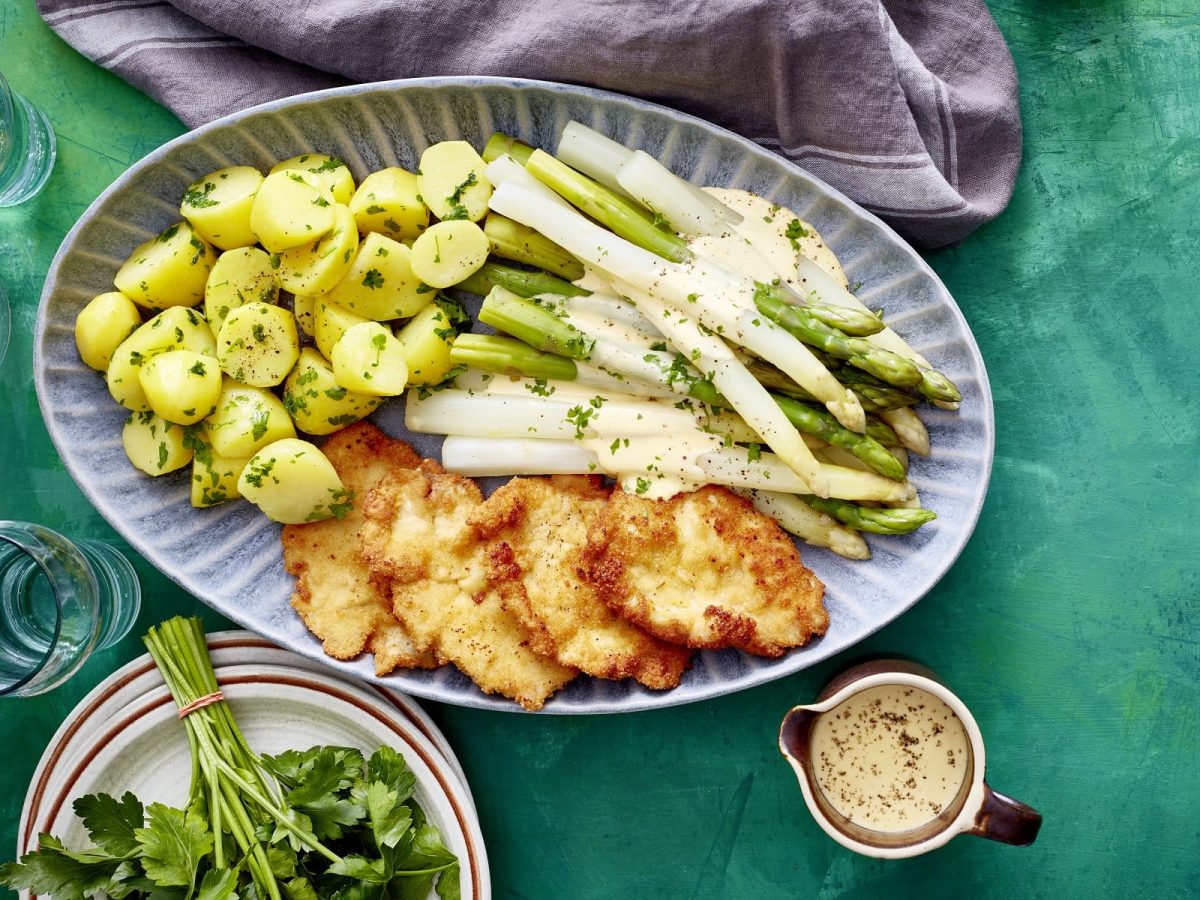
0, 835, 123, 900
135, 802, 212, 890
75, 792, 144, 858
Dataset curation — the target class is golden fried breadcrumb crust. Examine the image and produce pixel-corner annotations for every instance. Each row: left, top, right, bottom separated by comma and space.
282, 422, 435, 675
359, 464, 577, 711
470, 476, 692, 690
582, 486, 827, 658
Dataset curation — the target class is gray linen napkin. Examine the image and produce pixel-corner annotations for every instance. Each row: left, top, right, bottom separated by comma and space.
38, 0, 1021, 247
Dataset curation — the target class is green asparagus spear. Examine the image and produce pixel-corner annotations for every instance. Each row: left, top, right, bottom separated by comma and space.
483, 132, 536, 165
457, 261, 590, 299
773, 395, 905, 480
772, 283, 884, 336
917, 367, 963, 404
753, 288, 924, 389
832, 365, 922, 412
483, 213, 585, 280
800, 495, 937, 534
479, 287, 595, 359
524, 149, 693, 263
450, 333, 578, 381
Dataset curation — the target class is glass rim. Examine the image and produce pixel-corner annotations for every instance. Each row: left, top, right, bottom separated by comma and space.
0, 521, 84, 696
0, 280, 9, 368
0, 69, 14, 158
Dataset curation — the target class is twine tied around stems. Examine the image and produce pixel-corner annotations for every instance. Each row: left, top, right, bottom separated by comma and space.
176, 690, 225, 719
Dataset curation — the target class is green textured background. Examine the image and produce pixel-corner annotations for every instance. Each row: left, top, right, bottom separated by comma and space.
1, 1, 1197, 896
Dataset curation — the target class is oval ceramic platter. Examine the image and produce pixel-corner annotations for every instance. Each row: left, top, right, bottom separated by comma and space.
17, 633, 488, 900
35, 77, 993, 713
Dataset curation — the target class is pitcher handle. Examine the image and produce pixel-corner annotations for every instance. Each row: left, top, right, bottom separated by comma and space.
969, 783, 1042, 846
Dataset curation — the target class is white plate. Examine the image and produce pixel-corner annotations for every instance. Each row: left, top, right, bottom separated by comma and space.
35, 77, 994, 713
17, 637, 489, 899
24, 632, 471, 795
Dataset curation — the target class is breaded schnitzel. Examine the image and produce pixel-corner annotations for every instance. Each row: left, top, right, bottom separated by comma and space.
359, 462, 577, 711
282, 422, 435, 674
471, 476, 692, 690
583, 485, 827, 658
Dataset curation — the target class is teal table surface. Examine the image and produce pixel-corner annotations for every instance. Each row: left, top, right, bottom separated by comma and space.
1, 1, 1197, 896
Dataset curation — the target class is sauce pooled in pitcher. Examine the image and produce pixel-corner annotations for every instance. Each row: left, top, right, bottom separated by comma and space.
809, 684, 970, 832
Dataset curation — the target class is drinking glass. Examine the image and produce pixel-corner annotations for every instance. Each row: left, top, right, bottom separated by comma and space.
0, 522, 142, 697
0, 70, 56, 207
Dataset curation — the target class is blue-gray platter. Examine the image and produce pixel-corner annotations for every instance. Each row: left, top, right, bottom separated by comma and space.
35, 78, 993, 713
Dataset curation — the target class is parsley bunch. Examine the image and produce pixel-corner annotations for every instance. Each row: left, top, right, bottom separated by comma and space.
1, 617, 459, 900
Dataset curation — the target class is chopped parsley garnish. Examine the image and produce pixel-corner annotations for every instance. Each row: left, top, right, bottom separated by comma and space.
182, 181, 219, 208
307, 156, 345, 173
434, 294, 469, 324
785, 218, 810, 251
362, 269, 385, 289
565, 404, 595, 438
365, 204, 387, 214
442, 172, 478, 220
250, 410, 270, 442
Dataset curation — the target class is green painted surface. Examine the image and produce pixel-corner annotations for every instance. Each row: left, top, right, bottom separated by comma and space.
1, 1, 1197, 896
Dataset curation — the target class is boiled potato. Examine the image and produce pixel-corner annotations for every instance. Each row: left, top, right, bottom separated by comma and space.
237, 438, 351, 524
205, 379, 296, 458
216, 302, 299, 387
313, 298, 370, 359
330, 322, 407, 396
293, 293, 317, 337
348, 167, 427, 240
326, 232, 426, 320
276, 203, 358, 296
138, 350, 222, 425
204, 246, 278, 338
416, 141, 492, 222
187, 427, 249, 508
249, 170, 336, 253
180, 165, 264, 250
409, 220, 488, 289
269, 154, 355, 205
122, 410, 193, 476
114, 221, 217, 310
107, 307, 216, 410
282, 347, 383, 435
396, 300, 457, 385
75, 291, 142, 371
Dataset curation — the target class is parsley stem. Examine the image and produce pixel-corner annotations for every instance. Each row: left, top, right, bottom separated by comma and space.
392, 862, 458, 876
208, 756, 343, 864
